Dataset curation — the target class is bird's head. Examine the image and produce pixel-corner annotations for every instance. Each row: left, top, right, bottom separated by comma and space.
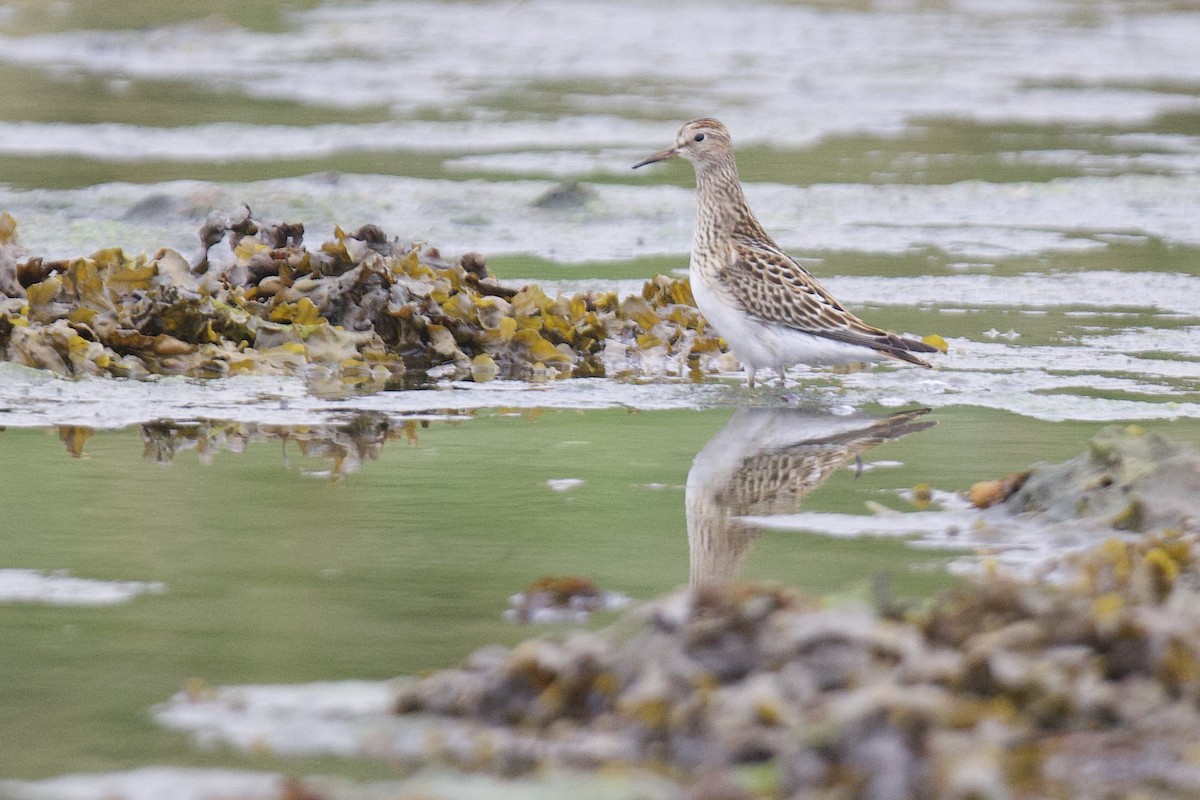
632, 118, 733, 171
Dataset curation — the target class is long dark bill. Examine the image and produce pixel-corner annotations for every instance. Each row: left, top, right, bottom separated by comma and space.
632, 146, 678, 169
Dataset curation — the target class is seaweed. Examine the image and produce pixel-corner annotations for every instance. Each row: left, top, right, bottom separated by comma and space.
0, 211, 721, 385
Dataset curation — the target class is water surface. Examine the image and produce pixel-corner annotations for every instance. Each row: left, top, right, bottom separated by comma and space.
1, 0, 1199, 794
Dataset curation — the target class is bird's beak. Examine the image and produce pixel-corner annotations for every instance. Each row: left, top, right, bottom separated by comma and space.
632, 146, 678, 169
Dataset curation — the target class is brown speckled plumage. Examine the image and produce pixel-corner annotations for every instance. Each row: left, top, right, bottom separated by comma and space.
634, 118, 938, 386
714, 408, 934, 516
722, 233, 934, 361
687, 407, 934, 587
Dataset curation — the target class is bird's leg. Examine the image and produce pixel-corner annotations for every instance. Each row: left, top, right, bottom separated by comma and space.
776, 366, 789, 388
745, 365, 757, 388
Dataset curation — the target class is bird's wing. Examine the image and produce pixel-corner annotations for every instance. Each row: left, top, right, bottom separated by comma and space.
721, 235, 937, 365
725, 409, 935, 514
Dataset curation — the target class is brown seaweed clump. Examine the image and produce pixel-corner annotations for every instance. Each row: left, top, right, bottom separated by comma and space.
0, 210, 722, 385
392, 531, 1200, 798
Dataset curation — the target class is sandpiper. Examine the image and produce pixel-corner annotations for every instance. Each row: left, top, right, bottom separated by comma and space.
633, 118, 938, 387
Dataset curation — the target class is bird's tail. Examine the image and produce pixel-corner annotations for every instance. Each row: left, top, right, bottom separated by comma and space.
874, 332, 939, 368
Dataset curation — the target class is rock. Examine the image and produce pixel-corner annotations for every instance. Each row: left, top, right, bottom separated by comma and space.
458, 251, 489, 279
1003, 425, 1200, 532
123, 193, 182, 221
531, 181, 599, 210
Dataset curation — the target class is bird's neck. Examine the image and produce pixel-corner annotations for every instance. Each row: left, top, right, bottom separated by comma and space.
692, 159, 770, 254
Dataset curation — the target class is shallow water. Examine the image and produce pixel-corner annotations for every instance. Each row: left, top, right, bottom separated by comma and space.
1, 0, 1200, 795
5, 403, 1200, 785
0, 406, 959, 777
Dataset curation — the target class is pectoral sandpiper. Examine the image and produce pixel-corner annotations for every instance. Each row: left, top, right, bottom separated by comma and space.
633, 118, 938, 387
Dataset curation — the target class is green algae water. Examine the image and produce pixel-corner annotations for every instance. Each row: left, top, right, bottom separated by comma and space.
0, 407, 947, 777
5, 407, 1200, 779
1, 0, 1199, 794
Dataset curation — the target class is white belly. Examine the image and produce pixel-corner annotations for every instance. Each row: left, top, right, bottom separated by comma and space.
689, 263, 882, 370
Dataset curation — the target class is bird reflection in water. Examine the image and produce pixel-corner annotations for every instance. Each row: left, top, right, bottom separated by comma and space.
686, 407, 934, 589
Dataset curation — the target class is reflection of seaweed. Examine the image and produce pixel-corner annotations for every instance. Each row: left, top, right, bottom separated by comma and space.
57, 425, 92, 459
687, 407, 934, 588
134, 413, 429, 480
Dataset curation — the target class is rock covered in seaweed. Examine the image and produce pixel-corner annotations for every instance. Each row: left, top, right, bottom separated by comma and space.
391, 531, 1200, 798
982, 424, 1200, 533
0, 211, 723, 384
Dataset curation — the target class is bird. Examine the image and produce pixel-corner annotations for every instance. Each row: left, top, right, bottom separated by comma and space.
633, 118, 938, 387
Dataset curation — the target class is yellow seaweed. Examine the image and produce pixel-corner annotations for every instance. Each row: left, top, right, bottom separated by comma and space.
496, 316, 517, 342
105, 260, 157, 292
57, 425, 93, 459
923, 334, 949, 353
64, 258, 113, 311
470, 353, 499, 382
25, 275, 61, 307
620, 295, 661, 329
514, 328, 572, 367
0, 211, 16, 243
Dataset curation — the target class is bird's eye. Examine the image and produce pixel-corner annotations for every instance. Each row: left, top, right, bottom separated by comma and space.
693, 133, 706, 142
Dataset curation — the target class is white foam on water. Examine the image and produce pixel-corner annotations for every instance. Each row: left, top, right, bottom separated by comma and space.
445, 150, 642, 178
0, 765, 680, 800
0, 118, 668, 162
0, 768, 281, 800
1, 0, 1198, 139
742, 489, 1123, 579
0, 0, 1197, 280
153, 679, 649, 781
4, 173, 1200, 264
0, 569, 165, 606
0, 366, 740, 429
154, 681, 406, 758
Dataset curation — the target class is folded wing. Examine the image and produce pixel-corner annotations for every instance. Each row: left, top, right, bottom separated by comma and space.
722, 235, 938, 367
